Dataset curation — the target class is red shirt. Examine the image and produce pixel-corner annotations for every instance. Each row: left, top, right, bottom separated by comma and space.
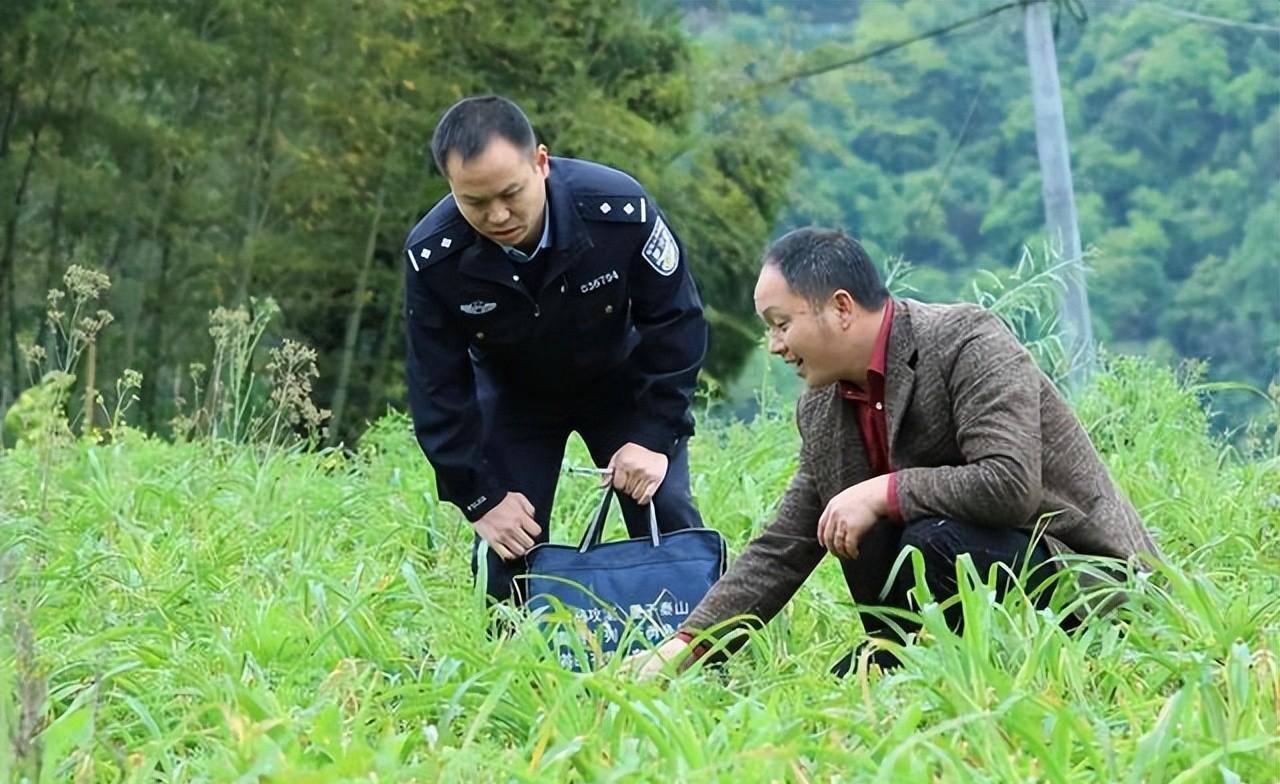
838, 301, 902, 521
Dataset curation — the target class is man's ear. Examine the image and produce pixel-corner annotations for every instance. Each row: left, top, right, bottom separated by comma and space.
830, 289, 858, 329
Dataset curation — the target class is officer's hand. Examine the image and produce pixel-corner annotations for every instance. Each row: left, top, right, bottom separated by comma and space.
474, 492, 541, 561
816, 476, 890, 559
605, 443, 669, 506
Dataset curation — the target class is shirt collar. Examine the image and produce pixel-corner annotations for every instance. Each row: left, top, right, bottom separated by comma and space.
839, 298, 895, 400
500, 197, 551, 263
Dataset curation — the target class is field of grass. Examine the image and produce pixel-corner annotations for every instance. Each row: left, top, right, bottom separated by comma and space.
2, 356, 1278, 782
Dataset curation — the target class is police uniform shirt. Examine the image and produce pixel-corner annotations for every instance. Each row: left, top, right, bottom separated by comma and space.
403, 157, 708, 522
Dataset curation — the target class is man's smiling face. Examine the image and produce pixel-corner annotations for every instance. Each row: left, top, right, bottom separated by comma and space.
754, 263, 844, 388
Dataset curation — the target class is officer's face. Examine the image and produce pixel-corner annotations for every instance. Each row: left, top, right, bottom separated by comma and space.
754, 263, 865, 389
446, 138, 550, 249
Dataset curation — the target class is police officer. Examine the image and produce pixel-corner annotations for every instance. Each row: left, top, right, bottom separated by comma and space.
403, 95, 707, 601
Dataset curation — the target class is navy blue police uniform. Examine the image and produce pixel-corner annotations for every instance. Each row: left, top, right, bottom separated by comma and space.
403, 157, 707, 600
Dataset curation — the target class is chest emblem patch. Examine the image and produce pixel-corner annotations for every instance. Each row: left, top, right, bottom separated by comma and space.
641, 216, 679, 276
460, 301, 497, 315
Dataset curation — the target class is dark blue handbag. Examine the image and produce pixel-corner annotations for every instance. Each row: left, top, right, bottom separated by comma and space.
514, 488, 726, 669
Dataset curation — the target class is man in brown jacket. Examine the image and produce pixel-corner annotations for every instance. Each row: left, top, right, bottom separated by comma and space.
637, 227, 1160, 675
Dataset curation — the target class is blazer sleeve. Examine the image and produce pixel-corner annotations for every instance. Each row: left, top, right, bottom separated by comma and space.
683, 402, 827, 634
893, 308, 1043, 527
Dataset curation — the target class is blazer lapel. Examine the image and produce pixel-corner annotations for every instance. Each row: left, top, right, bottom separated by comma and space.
884, 300, 918, 457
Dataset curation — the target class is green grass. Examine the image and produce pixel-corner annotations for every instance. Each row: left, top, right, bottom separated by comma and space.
2, 357, 1278, 782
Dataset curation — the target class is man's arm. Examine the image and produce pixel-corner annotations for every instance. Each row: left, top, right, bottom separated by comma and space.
628, 458, 826, 678
894, 308, 1044, 527
682, 428, 828, 635
623, 200, 708, 455
404, 271, 504, 522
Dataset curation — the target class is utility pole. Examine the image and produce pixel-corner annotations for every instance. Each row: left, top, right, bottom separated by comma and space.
1024, 0, 1094, 388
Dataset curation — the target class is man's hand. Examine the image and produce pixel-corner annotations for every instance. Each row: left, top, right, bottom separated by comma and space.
605, 443, 669, 505
620, 636, 691, 680
474, 492, 541, 560
817, 475, 891, 558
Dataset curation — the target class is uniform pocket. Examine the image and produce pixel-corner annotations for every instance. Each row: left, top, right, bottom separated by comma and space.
566, 272, 628, 333
455, 288, 526, 346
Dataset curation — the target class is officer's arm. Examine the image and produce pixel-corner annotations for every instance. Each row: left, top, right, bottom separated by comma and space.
404, 268, 504, 522
624, 199, 708, 454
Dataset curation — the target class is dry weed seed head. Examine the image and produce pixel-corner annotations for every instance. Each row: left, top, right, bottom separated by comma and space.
76, 309, 115, 343
45, 288, 66, 323
20, 343, 47, 367
266, 339, 331, 432
208, 306, 251, 344
63, 264, 111, 301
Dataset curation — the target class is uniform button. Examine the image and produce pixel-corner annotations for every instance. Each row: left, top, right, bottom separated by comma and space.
874, 401, 883, 410
512, 274, 520, 282
475, 332, 485, 340
604, 305, 613, 314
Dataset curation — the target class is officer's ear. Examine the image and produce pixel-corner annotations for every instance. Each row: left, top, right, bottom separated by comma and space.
533, 144, 550, 176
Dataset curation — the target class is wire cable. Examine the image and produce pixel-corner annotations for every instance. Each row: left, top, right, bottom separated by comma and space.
742, 0, 1027, 96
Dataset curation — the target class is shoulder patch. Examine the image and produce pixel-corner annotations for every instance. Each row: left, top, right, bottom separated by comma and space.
641, 216, 679, 276
576, 195, 647, 224
405, 225, 474, 272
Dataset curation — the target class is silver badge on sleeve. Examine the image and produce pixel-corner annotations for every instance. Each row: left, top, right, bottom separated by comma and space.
641, 216, 679, 276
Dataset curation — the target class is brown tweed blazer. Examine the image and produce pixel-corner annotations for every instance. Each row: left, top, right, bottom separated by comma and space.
685, 298, 1161, 632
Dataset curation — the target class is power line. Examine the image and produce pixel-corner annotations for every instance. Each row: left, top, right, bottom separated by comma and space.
1140, 3, 1280, 35
911, 81, 985, 236
742, 0, 1026, 96
722, 0, 1278, 104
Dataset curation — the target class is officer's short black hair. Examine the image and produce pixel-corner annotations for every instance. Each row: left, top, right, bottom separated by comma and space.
430, 95, 537, 178
764, 227, 888, 311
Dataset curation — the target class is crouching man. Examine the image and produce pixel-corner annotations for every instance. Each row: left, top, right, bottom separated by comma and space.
635, 227, 1161, 675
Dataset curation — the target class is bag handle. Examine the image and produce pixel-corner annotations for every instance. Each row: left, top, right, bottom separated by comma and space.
577, 486, 660, 552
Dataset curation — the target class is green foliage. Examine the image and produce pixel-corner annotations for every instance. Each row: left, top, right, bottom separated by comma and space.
1163, 185, 1280, 414
0, 0, 797, 441
2, 0, 1274, 436
2, 358, 1278, 780
699, 0, 1279, 426
1, 372, 73, 450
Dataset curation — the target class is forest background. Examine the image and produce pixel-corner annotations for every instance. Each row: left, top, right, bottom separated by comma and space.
0, 0, 1276, 443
